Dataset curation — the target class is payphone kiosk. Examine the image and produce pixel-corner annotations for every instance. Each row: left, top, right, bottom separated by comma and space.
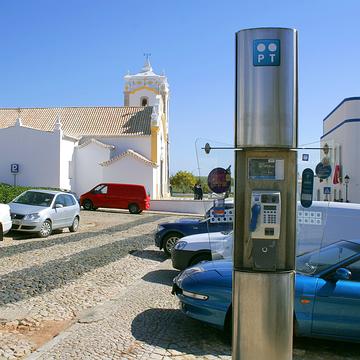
250, 190, 281, 270
233, 28, 297, 360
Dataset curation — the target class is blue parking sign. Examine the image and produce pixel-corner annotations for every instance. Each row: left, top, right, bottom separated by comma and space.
11, 164, 19, 173
253, 39, 280, 66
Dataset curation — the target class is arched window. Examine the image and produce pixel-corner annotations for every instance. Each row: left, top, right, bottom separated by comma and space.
141, 97, 148, 107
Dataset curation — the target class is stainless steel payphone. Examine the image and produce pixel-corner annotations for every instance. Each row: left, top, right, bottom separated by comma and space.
233, 27, 298, 360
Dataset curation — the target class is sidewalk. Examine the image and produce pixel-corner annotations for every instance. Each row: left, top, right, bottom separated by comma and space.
27, 257, 230, 360
27, 257, 360, 360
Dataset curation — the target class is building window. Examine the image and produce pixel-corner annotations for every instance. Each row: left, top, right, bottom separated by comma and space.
141, 97, 148, 107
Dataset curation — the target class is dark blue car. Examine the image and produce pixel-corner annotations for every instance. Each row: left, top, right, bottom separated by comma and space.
173, 239, 360, 342
155, 217, 233, 256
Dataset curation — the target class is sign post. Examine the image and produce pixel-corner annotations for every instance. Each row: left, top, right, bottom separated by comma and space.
11, 164, 19, 186
233, 28, 298, 360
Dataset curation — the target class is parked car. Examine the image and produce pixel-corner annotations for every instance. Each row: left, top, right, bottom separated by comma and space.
0, 203, 12, 240
80, 183, 150, 214
9, 190, 80, 238
172, 231, 232, 270
155, 200, 233, 256
155, 219, 232, 256
173, 239, 360, 342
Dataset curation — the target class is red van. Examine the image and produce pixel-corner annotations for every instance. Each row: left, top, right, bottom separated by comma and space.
80, 183, 150, 214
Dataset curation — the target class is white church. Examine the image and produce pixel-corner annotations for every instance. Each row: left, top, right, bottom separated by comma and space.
0, 58, 170, 199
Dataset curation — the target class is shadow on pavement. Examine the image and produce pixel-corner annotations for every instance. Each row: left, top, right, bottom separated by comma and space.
142, 269, 179, 286
294, 337, 360, 358
129, 249, 168, 262
131, 309, 360, 360
131, 308, 230, 357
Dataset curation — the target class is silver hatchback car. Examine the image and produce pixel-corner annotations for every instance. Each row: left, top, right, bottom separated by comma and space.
9, 190, 80, 238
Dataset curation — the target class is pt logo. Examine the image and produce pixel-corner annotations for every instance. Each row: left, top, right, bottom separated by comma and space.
253, 39, 280, 66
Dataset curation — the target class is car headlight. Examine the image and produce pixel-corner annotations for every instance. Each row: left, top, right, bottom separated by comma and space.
23, 213, 40, 221
174, 240, 188, 250
176, 266, 205, 285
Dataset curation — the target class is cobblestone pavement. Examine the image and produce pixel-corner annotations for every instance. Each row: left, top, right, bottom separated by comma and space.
1, 210, 360, 359
0, 210, 182, 359
28, 260, 360, 360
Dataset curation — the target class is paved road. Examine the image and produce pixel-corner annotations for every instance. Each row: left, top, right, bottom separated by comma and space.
0, 210, 359, 359
0, 210, 182, 359
28, 259, 360, 360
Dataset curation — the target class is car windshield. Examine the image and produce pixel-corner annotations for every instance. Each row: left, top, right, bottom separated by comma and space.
13, 191, 54, 207
296, 240, 360, 275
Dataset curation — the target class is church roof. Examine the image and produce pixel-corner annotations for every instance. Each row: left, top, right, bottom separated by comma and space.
100, 149, 157, 167
0, 106, 153, 137
77, 138, 115, 150
125, 57, 166, 79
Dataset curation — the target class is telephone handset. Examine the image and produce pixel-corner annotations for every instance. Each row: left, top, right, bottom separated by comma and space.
250, 191, 281, 240
249, 203, 261, 232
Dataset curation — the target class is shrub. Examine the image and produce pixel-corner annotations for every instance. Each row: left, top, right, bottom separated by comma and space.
0, 184, 58, 203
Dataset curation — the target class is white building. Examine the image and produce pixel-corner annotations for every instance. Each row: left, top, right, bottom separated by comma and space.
0, 59, 170, 199
317, 97, 360, 203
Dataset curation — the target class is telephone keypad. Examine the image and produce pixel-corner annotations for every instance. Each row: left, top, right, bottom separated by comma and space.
263, 210, 277, 224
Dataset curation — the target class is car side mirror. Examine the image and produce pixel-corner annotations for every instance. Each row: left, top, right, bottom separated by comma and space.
55, 203, 64, 209
333, 268, 352, 281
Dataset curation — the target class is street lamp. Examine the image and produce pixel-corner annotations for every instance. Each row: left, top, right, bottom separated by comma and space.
344, 174, 350, 202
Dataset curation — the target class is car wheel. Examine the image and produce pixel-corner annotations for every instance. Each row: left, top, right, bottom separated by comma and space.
38, 220, 52, 238
163, 233, 182, 256
128, 203, 140, 214
189, 253, 212, 266
69, 216, 79, 232
83, 199, 93, 211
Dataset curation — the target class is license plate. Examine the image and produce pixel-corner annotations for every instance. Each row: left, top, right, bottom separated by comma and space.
12, 219, 21, 225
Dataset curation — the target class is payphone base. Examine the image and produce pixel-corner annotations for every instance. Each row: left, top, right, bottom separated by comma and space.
232, 270, 294, 360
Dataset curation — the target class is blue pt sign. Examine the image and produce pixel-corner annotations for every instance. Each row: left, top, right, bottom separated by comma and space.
253, 39, 280, 66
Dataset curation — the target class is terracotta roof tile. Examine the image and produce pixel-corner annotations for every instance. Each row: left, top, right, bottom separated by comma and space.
0, 106, 152, 137
100, 149, 157, 167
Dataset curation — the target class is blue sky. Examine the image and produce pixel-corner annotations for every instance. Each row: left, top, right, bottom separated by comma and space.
1, 1, 359, 175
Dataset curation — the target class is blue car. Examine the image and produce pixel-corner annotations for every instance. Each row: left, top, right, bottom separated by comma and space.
155, 210, 233, 256
173, 239, 360, 342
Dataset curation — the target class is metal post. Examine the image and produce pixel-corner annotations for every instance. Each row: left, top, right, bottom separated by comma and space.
233, 28, 298, 360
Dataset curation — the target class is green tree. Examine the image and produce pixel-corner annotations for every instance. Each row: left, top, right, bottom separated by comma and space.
170, 171, 197, 193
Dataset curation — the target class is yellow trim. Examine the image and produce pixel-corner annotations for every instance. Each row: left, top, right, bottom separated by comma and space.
129, 86, 159, 95
161, 113, 167, 136
151, 126, 160, 163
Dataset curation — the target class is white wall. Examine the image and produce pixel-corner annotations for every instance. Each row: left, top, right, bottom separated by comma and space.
318, 99, 360, 203
323, 99, 360, 134
0, 125, 60, 188
81, 136, 151, 160
72, 142, 111, 195
128, 89, 158, 107
149, 199, 213, 215
102, 156, 154, 196
59, 137, 76, 190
